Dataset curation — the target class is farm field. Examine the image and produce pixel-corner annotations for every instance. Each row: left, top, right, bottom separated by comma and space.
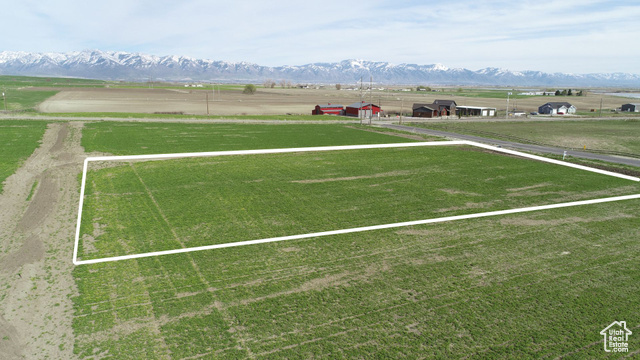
0, 75, 107, 112
0, 120, 49, 192
73, 129, 640, 358
1, 90, 59, 112
0, 75, 107, 88
1, 116, 639, 359
409, 120, 640, 155
81, 122, 426, 155
73, 198, 640, 358
0, 74, 637, 117
33, 85, 636, 116
77, 145, 637, 261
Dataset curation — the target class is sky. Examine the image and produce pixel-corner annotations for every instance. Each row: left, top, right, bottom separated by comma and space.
4, 0, 640, 74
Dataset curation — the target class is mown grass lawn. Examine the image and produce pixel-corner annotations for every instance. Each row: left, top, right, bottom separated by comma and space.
73, 134, 640, 359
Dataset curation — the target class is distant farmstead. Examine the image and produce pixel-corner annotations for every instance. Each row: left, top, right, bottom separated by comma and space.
433, 100, 457, 115
412, 104, 441, 118
312, 104, 344, 115
412, 100, 457, 118
621, 103, 640, 112
345, 102, 382, 118
538, 102, 576, 115
411, 104, 446, 118
456, 106, 496, 117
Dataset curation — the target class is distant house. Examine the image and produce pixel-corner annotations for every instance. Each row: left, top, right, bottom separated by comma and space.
433, 99, 457, 116
345, 101, 381, 118
621, 103, 640, 112
412, 104, 440, 118
538, 102, 576, 115
411, 100, 457, 117
312, 104, 344, 115
456, 106, 496, 117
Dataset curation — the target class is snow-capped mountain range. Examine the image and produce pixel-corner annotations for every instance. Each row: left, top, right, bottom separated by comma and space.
1, 50, 639, 87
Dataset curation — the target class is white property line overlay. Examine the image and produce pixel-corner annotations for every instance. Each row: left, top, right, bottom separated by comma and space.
74, 141, 640, 265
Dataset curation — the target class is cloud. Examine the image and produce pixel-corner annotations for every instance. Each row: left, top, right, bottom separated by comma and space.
2, 0, 639, 73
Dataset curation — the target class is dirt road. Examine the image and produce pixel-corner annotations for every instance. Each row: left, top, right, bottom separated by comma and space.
0, 122, 85, 359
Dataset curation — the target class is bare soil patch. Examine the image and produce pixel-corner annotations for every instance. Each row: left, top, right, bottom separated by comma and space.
38, 87, 371, 116
0, 122, 85, 359
500, 213, 633, 226
439, 188, 482, 196
291, 170, 415, 184
35, 86, 634, 117
0, 235, 44, 274
506, 183, 553, 193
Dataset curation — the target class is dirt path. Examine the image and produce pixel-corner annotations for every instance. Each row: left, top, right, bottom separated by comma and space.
0, 122, 85, 359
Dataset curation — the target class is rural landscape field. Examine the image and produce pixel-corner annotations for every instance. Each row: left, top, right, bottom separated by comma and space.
1, 76, 640, 359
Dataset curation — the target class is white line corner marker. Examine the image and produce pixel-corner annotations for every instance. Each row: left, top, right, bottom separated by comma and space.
73, 141, 640, 265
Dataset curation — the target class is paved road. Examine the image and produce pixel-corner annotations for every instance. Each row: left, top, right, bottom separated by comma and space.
379, 123, 640, 168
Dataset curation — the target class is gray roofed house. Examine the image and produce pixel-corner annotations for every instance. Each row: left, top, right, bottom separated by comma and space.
412, 100, 457, 117
433, 99, 457, 107
412, 103, 445, 118
538, 102, 576, 115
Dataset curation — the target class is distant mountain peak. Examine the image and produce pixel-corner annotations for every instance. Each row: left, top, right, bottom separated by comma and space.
0, 50, 638, 87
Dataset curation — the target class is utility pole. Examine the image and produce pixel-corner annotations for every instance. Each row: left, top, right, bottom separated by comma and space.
359, 77, 363, 124
2, 91, 6, 111
206, 92, 209, 115
599, 98, 603, 117
369, 75, 373, 125
212, 84, 220, 102
506, 92, 511, 119
400, 98, 404, 124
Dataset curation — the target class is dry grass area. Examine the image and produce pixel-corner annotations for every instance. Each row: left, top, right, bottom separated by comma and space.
36, 86, 633, 116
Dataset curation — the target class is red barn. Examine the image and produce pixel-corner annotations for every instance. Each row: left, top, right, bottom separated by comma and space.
345, 101, 381, 117
312, 104, 344, 115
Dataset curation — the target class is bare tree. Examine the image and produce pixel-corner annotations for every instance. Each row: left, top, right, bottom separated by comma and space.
335, 83, 341, 90
279, 79, 287, 88
263, 79, 276, 88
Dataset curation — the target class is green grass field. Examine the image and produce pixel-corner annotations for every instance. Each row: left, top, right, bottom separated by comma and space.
107, 83, 244, 91
0, 120, 49, 192
0, 75, 108, 111
81, 123, 419, 155
39, 112, 358, 120
73, 124, 640, 358
1, 89, 59, 111
406, 88, 540, 100
410, 120, 640, 155
78, 146, 637, 261
0, 75, 106, 88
